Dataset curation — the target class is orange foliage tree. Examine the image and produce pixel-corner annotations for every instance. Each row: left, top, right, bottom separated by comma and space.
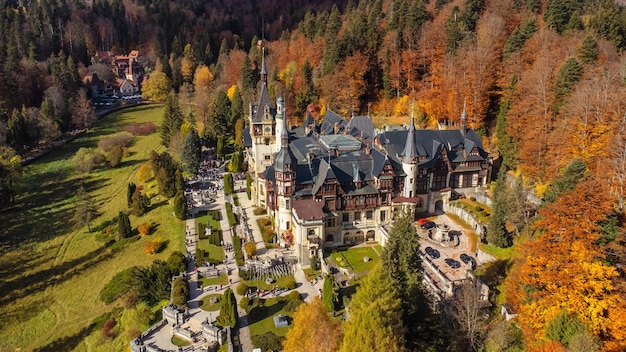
505, 179, 626, 350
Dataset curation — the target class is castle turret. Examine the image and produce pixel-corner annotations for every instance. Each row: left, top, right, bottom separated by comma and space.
401, 107, 419, 198
274, 118, 295, 245
275, 97, 285, 152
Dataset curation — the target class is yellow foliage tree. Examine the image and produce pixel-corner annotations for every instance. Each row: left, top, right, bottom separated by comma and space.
226, 84, 238, 101
506, 179, 626, 350
193, 65, 214, 91
136, 163, 152, 183
394, 95, 410, 117
141, 71, 171, 102
283, 296, 342, 352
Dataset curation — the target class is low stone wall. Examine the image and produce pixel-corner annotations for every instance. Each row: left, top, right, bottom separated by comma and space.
444, 203, 487, 238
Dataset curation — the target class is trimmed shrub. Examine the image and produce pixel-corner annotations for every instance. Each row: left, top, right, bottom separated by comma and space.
236, 283, 249, 296
225, 202, 237, 227
107, 145, 123, 167
137, 222, 152, 236
98, 131, 134, 152
144, 237, 164, 254
283, 276, 297, 290
253, 207, 266, 215
239, 296, 250, 312
244, 242, 257, 257
251, 332, 283, 352
233, 235, 244, 266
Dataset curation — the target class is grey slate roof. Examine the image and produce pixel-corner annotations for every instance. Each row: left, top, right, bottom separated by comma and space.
376, 127, 486, 171
319, 109, 348, 135
401, 116, 418, 163
243, 126, 252, 147
251, 83, 274, 124
346, 116, 375, 139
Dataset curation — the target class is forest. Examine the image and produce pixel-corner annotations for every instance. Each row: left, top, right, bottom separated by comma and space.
1, 0, 626, 351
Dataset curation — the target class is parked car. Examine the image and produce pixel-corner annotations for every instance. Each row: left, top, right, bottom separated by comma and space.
424, 246, 440, 259
460, 253, 476, 269
445, 258, 461, 268
420, 221, 436, 230
417, 218, 430, 225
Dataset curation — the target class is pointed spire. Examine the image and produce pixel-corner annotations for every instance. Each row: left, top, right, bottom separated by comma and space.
460, 98, 467, 136
260, 47, 267, 85
402, 104, 418, 164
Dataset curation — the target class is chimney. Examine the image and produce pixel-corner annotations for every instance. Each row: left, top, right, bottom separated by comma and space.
334, 122, 340, 134
365, 143, 371, 155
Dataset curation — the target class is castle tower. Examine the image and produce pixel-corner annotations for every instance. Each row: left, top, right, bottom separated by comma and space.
275, 97, 285, 152
274, 120, 295, 246
401, 108, 419, 199
260, 47, 267, 85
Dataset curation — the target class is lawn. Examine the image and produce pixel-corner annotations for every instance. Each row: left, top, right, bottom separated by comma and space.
248, 299, 294, 339
0, 104, 188, 352
330, 246, 380, 273
199, 274, 229, 288
199, 294, 224, 312
197, 240, 225, 263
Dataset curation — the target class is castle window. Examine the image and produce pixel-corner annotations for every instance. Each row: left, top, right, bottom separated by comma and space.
285, 199, 290, 209
354, 211, 361, 221
264, 138, 270, 145
366, 211, 373, 220
264, 155, 271, 161
380, 211, 386, 221
326, 218, 336, 228
342, 213, 349, 222
286, 221, 290, 229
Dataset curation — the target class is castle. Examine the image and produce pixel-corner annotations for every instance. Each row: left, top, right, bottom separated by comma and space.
244, 57, 492, 267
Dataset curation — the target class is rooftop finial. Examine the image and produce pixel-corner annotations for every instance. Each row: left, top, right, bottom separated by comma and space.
260, 47, 267, 84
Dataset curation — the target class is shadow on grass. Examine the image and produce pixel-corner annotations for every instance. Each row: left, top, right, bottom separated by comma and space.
0, 247, 115, 307
33, 321, 96, 352
248, 300, 287, 325
0, 176, 107, 251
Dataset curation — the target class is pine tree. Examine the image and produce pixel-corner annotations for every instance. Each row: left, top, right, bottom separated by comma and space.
173, 191, 187, 220
217, 288, 238, 328
579, 35, 599, 64
495, 100, 518, 171
117, 211, 132, 238
322, 273, 337, 312
127, 182, 137, 208
488, 174, 511, 247
341, 265, 406, 352
543, 158, 589, 204
241, 55, 256, 93
181, 130, 201, 174
208, 91, 231, 138
131, 188, 150, 216
554, 57, 583, 100
160, 92, 184, 147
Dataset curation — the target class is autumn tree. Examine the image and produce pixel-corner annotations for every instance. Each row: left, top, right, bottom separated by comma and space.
136, 163, 152, 183
341, 265, 406, 352
181, 44, 197, 83
505, 179, 626, 350
71, 88, 95, 129
142, 70, 171, 102
0, 147, 22, 205
283, 297, 342, 352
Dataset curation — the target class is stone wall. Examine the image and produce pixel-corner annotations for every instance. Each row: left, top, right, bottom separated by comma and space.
444, 203, 487, 239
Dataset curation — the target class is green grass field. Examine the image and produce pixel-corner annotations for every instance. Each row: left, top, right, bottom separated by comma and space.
331, 246, 380, 273
0, 104, 187, 351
